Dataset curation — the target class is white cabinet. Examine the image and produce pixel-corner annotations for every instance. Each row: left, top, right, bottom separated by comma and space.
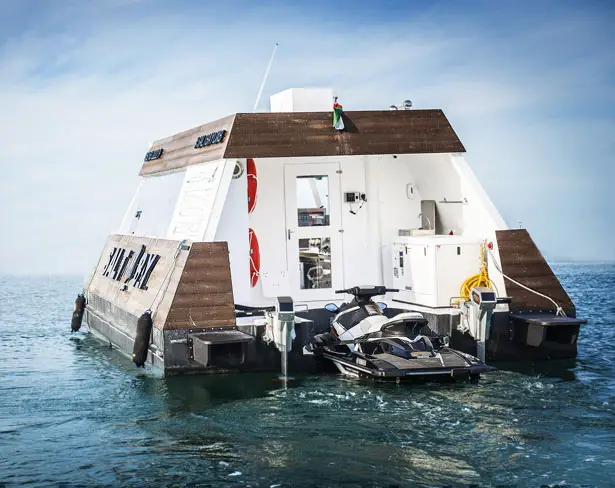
392, 236, 482, 307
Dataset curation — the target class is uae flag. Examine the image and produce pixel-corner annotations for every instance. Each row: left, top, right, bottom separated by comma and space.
333, 100, 344, 131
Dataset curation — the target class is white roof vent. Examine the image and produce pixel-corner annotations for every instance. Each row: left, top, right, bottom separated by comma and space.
270, 88, 334, 112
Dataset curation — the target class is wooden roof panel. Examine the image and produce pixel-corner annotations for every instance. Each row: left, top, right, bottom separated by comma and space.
140, 115, 235, 176
139, 109, 465, 176
224, 110, 465, 159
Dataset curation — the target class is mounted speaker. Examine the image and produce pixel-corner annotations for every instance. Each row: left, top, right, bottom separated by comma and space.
233, 160, 244, 179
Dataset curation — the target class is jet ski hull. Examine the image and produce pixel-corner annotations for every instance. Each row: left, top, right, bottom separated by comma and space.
322, 348, 493, 383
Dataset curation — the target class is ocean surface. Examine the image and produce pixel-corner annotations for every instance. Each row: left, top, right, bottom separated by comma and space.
0, 264, 613, 488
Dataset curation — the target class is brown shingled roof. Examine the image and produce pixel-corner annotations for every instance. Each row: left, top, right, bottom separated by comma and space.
140, 109, 464, 176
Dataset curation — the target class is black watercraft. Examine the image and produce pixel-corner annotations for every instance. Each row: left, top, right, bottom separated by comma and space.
311, 286, 493, 383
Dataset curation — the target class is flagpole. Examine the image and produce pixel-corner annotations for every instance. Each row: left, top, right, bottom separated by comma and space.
252, 43, 278, 113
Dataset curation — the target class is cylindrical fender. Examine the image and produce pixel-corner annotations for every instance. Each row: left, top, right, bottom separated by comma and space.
247, 158, 258, 214
71, 294, 86, 332
249, 228, 260, 288
132, 311, 153, 367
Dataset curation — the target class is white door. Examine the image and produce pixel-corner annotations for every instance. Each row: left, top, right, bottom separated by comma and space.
284, 163, 344, 301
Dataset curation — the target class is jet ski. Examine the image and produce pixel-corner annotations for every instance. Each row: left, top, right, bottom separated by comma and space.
311, 286, 493, 383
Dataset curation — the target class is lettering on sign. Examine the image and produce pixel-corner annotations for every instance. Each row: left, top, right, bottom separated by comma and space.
102, 244, 160, 290
194, 130, 226, 149
144, 148, 163, 162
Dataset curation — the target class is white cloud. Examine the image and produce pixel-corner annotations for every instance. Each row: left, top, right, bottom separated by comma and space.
0, 2, 613, 273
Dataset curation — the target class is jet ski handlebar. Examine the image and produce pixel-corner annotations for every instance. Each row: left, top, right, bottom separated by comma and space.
334, 286, 399, 299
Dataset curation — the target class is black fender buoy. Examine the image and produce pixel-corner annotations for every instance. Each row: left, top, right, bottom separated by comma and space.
132, 311, 153, 367
71, 294, 86, 332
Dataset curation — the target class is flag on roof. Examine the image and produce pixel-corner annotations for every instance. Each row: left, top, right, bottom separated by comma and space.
333, 96, 344, 131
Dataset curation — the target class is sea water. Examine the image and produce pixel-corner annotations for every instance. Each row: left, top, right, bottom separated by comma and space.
0, 264, 613, 487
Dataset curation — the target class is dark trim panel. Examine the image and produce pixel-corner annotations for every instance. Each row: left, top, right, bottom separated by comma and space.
496, 229, 576, 316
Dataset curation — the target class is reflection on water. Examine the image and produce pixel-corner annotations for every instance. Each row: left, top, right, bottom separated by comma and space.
165, 373, 302, 408
1, 267, 614, 487
495, 358, 579, 381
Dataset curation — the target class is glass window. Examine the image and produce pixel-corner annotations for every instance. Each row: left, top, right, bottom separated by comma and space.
298, 238, 332, 289
296, 176, 330, 227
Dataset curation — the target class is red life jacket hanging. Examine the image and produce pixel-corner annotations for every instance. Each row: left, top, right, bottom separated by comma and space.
247, 158, 257, 214
247, 158, 259, 287
249, 228, 260, 288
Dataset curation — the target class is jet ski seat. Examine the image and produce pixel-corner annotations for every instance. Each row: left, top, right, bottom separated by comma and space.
378, 313, 429, 338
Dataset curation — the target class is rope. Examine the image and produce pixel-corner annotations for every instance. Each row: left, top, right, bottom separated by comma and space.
487, 247, 567, 317
148, 239, 186, 316
118, 177, 145, 233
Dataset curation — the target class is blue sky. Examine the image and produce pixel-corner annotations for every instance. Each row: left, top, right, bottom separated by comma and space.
0, 0, 613, 274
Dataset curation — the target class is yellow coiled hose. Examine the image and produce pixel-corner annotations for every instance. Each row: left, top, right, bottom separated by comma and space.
458, 241, 494, 300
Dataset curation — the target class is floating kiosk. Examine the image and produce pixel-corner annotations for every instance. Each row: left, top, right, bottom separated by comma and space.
72, 87, 586, 376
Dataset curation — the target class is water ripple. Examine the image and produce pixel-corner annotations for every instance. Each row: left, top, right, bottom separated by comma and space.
0, 268, 614, 487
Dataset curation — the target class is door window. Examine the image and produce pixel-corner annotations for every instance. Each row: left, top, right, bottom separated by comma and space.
296, 175, 330, 227
298, 237, 332, 289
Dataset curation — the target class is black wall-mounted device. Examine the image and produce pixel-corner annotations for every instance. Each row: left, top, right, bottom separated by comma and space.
345, 192, 367, 203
